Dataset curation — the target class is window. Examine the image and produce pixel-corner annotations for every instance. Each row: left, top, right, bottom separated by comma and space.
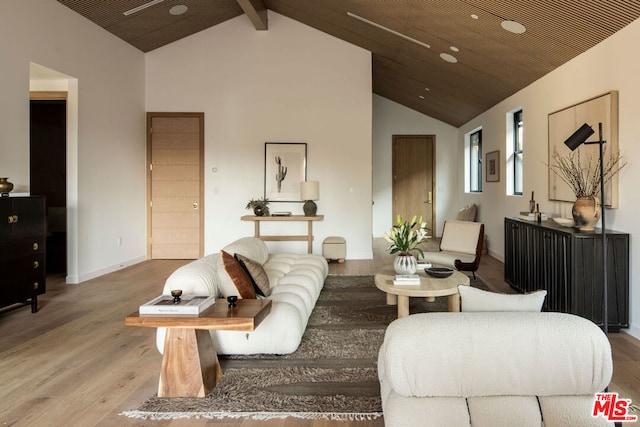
506, 108, 523, 196
469, 129, 482, 192
513, 110, 523, 195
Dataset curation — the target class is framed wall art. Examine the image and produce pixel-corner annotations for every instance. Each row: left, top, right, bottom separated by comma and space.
548, 91, 619, 207
264, 142, 307, 202
486, 150, 500, 182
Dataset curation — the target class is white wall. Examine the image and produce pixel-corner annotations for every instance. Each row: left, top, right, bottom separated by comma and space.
0, 1, 147, 283
372, 95, 460, 237
459, 17, 640, 339
146, 12, 373, 258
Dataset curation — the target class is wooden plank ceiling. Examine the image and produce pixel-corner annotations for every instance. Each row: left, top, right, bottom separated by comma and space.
57, 0, 640, 127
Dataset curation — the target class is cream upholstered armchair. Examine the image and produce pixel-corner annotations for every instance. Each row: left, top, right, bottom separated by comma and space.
422, 220, 484, 278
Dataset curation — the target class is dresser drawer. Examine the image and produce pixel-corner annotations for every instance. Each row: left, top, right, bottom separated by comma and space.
0, 237, 46, 258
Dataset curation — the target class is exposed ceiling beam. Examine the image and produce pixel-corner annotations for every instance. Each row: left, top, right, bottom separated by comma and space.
236, 0, 268, 30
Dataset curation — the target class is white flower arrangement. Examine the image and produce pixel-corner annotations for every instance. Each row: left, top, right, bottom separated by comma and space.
384, 215, 430, 258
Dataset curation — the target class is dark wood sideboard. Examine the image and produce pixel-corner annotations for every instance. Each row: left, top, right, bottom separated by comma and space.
504, 217, 629, 331
0, 196, 46, 313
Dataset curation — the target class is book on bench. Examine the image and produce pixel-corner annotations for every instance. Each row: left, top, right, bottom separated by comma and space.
139, 295, 216, 316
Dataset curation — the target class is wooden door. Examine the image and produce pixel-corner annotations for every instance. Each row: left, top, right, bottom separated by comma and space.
147, 113, 204, 259
392, 135, 435, 233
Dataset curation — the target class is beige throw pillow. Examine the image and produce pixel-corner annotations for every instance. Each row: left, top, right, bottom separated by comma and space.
234, 253, 271, 297
458, 285, 546, 312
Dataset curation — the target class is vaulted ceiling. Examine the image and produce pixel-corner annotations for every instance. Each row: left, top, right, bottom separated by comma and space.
57, 0, 640, 127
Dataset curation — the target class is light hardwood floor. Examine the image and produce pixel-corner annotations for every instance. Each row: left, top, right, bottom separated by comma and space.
0, 239, 638, 426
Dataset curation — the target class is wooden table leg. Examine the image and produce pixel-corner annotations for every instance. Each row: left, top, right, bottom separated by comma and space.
307, 220, 313, 254
397, 295, 410, 318
158, 328, 222, 398
448, 293, 461, 312
386, 292, 397, 305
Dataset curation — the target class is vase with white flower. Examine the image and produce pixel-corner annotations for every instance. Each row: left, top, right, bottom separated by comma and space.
384, 215, 430, 274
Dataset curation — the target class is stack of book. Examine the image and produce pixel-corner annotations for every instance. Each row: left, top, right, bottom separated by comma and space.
518, 211, 548, 221
139, 295, 216, 316
393, 274, 421, 285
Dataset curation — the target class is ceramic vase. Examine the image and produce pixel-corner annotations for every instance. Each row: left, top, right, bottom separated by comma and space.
0, 177, 14, 196
393, 253, 417, 275
572, 196, 600, 231
253, 206, 265, 216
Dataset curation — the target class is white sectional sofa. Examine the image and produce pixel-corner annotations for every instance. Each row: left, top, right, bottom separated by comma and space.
155, 237, 328, 355
378, 312, 613, 427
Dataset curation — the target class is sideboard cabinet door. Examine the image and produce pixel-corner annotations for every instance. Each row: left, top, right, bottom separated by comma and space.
504, 217, 629, 331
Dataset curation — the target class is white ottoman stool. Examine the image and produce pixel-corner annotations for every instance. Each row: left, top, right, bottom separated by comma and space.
323, 236, 346, 263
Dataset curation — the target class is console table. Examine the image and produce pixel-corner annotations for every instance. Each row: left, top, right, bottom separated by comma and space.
504, 217, 629, 331
126, 298, 271, 397
241, 215, 324, 254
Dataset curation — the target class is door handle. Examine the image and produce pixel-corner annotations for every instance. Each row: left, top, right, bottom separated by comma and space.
425, 192, 432, 204
193, 202, 199, 209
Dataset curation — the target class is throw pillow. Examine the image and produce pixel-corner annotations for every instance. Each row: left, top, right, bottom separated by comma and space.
458, 285, 546, 312
456, 204, 478, 222
221, 250, 256, 299
234, 253, 271, 297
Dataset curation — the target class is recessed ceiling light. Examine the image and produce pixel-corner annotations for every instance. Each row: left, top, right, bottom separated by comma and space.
440, 53, 458, 63
450, 46, 459, 52
501, 20, 526, 34
169, 5, 188, 15
471, 14, 479, 20
419, 95, 425, 100
424, 87, 430, 91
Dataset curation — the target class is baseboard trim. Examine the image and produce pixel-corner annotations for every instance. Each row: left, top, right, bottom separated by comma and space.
66, 255, 147, 284
623, 323, 640, 341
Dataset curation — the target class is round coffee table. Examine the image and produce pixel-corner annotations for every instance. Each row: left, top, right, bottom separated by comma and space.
374, 265, 470, 318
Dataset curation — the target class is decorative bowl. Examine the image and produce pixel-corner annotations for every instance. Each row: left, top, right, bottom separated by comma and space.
425, 267, 454, 278
553, 217, 575, 227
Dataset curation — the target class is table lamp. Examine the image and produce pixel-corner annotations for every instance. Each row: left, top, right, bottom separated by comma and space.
300, 181, 319, 216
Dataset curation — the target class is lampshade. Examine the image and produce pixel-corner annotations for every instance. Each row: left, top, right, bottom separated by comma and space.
564, 123, 595, 151
300, 181, 319, 201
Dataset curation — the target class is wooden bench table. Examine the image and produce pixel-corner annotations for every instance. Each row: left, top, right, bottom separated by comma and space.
126, 298, 271, 398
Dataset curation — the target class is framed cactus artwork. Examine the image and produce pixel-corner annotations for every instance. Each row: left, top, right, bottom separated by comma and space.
264, 142, 307, 202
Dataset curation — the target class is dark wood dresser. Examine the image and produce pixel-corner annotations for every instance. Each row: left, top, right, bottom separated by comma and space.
0, 196, 46, 313
504, 217, 629, 331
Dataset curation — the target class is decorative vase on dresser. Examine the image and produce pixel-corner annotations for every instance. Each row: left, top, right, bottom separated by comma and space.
0, 196, 46, 313
572, 196, 601, 231
0, 177, 14, 196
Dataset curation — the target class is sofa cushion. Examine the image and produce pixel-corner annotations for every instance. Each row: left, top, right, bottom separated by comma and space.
221, 251, 256, 299
162, 253, 219, 296
458, 285, 546, 312
235, 253, 271, 297
378, 312, 612, 398
223, 236, 269, 264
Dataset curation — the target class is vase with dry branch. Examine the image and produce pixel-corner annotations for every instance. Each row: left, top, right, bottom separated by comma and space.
547, 149, 626, 230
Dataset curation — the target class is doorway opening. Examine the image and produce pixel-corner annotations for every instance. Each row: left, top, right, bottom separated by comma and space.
30, 95, 67, 273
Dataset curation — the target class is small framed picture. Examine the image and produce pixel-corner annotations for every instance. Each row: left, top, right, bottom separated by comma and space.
486, 150, 500, 182
264, 142, 307, 202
